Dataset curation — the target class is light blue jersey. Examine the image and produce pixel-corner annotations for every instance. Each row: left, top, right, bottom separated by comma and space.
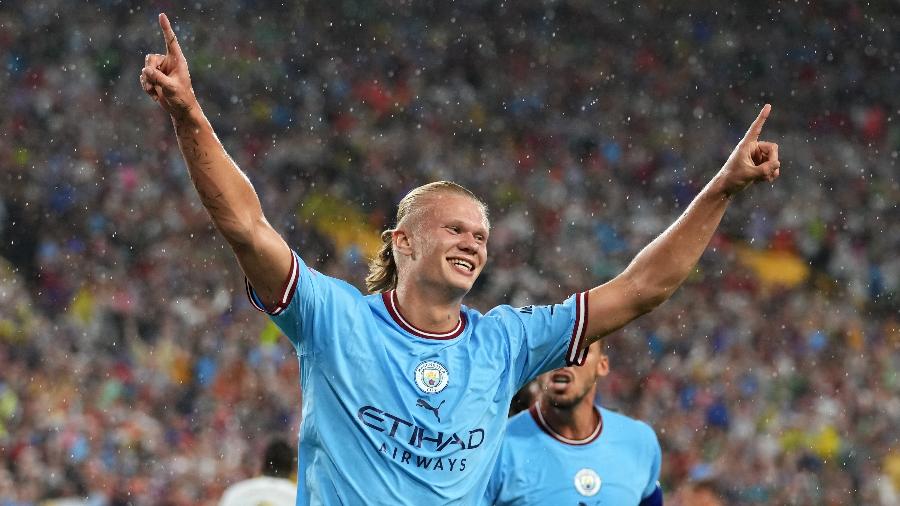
247, 251, 590, 505
485, 403, 662, 506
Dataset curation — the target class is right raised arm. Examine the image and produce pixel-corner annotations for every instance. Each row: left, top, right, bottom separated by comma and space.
140, 13, 291, 309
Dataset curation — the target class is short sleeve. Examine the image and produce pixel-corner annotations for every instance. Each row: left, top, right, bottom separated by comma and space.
246, 250, 362, 354
487, 291, 590, 389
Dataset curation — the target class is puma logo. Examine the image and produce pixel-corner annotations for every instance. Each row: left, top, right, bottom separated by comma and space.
416, 398, 445, 422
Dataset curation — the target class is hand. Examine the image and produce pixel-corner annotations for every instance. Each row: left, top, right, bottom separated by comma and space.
140, 13, 197, 120
718, 104, 781, 196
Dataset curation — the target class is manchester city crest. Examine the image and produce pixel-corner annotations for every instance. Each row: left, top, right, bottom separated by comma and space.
414, 361, 449, 394
573, 468, 601, 497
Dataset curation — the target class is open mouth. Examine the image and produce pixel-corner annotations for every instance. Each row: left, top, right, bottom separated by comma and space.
447, 257, 475, 273
550, 371, 574, 385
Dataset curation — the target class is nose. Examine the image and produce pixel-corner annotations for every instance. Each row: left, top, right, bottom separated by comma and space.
458, 233, 479, 254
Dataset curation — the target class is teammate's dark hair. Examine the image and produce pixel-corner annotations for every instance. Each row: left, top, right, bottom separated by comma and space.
262, 438, 295, 478
365, 181, 488, 293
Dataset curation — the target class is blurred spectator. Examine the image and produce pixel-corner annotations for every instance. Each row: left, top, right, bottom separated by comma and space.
668, 464, 724, 506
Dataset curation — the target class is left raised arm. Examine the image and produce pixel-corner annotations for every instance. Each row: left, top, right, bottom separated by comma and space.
584, 104, 780, 342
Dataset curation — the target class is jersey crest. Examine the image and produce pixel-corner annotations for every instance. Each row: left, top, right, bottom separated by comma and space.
574, 468, 601, 497
415, 361, 449, 394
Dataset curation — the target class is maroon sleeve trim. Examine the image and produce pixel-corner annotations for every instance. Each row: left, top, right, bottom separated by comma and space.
564, 291, 590, 366
245, 252, 299, 316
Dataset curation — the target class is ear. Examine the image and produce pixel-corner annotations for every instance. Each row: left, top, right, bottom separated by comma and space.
596, 353, 610, 378
392, 228, 415, 258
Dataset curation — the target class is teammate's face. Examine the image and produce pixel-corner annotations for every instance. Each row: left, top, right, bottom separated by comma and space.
406, 192, 489, 298
539, 342, 609, 410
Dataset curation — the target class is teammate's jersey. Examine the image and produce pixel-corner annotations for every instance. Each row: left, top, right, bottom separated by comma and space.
485, 403, 662, 506
218, 476, 297, 506
247, 251, 590, 505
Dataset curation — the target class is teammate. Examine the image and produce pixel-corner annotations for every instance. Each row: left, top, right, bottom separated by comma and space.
485, 341, 662, 505
219, 438, 297, 506
140, 13, 780, 505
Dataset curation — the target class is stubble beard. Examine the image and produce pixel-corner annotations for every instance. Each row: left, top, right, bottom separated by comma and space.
543, 385, 591, 411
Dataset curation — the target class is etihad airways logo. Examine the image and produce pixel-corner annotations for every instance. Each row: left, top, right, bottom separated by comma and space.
357, 405, 484, 451
357, 404, 485, 473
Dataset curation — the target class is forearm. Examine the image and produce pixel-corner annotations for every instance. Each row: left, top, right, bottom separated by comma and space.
622, 173, 731, 309
172, 106, 265, 247
143, 14, 293, 307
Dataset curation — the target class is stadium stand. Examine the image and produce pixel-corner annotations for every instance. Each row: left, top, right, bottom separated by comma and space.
0, 1, 897, 504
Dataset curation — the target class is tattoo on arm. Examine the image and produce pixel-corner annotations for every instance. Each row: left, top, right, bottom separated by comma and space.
196, 187, 224, 210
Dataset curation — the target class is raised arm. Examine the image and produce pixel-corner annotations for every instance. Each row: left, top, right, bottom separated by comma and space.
584, 105, 780, 342
140, 13, 291, 309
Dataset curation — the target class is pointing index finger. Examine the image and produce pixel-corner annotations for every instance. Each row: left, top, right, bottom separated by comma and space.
159, 13, 182, 58
742, 104, 771, 144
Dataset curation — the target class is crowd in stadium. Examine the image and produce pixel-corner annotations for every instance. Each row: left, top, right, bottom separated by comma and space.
1, 1, 898, 504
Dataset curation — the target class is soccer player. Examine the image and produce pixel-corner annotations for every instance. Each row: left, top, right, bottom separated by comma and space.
219, 438, 297, 506
140, 13, 780, 505
485, 341, 662, 505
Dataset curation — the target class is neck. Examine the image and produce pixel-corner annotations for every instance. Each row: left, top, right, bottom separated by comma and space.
538, 390, 600, 441
394, 282, 463, 333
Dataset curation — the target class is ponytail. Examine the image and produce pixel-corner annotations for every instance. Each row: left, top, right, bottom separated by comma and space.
365, 230, 398, 293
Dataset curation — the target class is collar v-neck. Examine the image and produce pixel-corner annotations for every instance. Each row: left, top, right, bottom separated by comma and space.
530, 401, 604, 446
382, 290, 467, 340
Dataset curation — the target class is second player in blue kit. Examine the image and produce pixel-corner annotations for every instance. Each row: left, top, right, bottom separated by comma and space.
486, 342, 663, 506
142, 11, 781, 505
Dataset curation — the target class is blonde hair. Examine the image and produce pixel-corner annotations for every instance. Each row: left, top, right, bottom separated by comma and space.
365, 181, 488, 293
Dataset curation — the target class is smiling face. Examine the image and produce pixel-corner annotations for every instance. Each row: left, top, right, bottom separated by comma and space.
539, 342, 609, 410
394, 191, 490, 300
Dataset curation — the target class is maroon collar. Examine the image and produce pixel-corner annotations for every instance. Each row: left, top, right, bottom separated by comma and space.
381, 290, 467, 340
529, 401, 603, 446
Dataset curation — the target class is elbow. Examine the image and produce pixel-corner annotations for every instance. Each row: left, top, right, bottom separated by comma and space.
635, 291, 669, 316
218, 215, 262, 249
644, 288, 673, 312
625, 273, 673, 315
